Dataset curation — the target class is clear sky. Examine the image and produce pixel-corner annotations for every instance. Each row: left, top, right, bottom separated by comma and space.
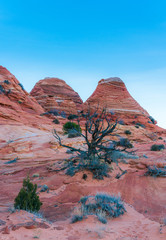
0, 0, 166, 128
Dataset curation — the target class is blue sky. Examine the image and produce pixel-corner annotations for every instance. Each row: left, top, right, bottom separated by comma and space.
0, 0, 166, 128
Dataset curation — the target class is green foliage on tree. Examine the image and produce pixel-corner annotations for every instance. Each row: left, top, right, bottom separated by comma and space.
14, 176, 42, 212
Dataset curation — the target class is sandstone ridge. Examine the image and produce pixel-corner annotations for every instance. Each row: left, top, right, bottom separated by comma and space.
0, 66, 50, 126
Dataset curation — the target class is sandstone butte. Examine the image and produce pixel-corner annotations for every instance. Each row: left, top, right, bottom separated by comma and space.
0, 66, 166, 240
84, 77, 157, 128
0, 65, 52, 127
30, 77, 83, 115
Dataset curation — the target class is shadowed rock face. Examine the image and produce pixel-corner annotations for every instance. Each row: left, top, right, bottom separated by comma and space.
30, 77, 83, 115
0, 66, 50, 126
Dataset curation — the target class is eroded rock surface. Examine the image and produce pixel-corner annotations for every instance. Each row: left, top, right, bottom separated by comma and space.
0, 66, 50, 127
30, 77, 83, 115
0, 68, 166, 240
84, 77, 157, 128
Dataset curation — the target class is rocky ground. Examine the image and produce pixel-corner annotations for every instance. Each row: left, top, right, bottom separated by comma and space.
0, 122, 166, 240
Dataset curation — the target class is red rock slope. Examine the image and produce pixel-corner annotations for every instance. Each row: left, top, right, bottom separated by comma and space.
30, 77, 83, 115
0, 66, 49, 126
84, 77, 154, 126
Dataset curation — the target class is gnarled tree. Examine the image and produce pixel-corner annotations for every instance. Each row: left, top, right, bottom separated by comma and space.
53, 107, 130, 179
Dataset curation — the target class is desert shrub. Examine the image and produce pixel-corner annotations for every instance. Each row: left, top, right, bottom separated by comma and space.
60, 111, 66, 118
148, 116, 155, 124
82, 159, 109, 180
135, 123, 146, 128
65, 158, 109, 180
150, 144, 165, 151
71, 193, 126, 224
117, 138, 133, 149
144, 166, 166, 177
0, 85, 5, 94
97, 210, 107, 224
41, 109, 59, 116
5, 157, 18, 164
68, 114, 78, 120
66, 164, 78, 176
53, 119, 60, 124
4, 80, 10, 84
124, 130, 131, 135
118, 119, 124, 125
63, 121, 81, 134
68, 129, 81, 138
48, 109, 59, 116
18, 83, 25, 91
158, 137, 163, 140
71, 215, 83, 223
14, 176, 42, 212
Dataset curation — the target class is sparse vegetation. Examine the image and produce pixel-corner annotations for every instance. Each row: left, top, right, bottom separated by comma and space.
135, 122, 146, 128
68, 114, 78, 120
5, 157, 18, 164
124, 130, 131, 135
63, 121, 81, 134
0, 85, 5, 94
71, 193, 126, 224
41, 109, 59, 116
18, 83, 25, 91
117, 138, 133, 149
150, 144, 165, 151
53, 119, 60, 124
145, 166, 166, 177
158, 137, 163, 140
14, 176, 42, 212
68, 129, 81, 138
60, 111, 67, 118
4, 80, 10, 84
118, 119, 124, 125
148, 116, 156, 124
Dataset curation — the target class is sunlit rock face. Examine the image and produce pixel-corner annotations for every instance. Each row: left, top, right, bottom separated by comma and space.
0, 66, 49, 126
84, 77, 155, 127
30, 77, 83, 115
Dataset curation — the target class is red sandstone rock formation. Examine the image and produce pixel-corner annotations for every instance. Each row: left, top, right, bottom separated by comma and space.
84, 77, 154, 126
0, 66, 50, 126
30, 77, 83, 115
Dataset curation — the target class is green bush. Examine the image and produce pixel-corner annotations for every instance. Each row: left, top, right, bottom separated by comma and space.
63, 121, 81, 134
150, 144, 165, 151
14, 176, 42, 212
